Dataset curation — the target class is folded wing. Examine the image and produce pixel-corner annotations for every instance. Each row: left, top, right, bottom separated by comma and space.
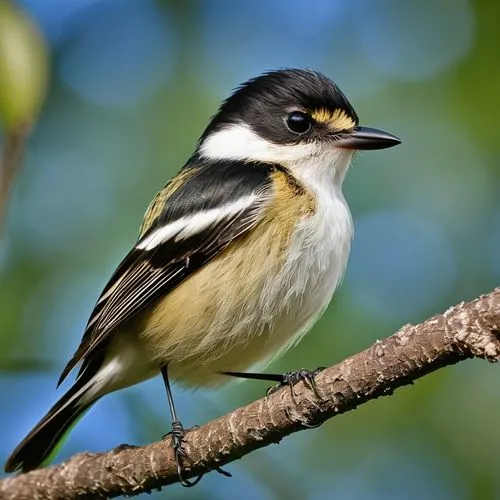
58, 159, 275, 385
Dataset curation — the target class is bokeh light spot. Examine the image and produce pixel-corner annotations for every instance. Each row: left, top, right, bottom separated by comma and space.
355, 0, 474, 80
200, 0, 352, 91
347, 210, 457, 318
58, 0, 174, 108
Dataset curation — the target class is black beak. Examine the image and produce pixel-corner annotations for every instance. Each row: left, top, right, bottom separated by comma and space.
336, 126, 401, 150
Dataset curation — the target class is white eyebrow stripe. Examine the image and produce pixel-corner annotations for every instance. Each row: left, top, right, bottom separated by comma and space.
199, 123, 319, 163
136, 193, 259, 251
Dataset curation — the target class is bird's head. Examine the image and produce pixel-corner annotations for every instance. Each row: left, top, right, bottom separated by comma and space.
197, 69, 400, 173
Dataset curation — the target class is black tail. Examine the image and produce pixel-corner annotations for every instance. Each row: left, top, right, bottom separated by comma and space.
5, 373, 98, 473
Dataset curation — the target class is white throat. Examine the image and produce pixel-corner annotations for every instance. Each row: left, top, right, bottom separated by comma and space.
199, 122, 353, 185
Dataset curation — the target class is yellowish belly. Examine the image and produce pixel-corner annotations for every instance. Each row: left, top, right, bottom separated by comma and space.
139, 216, 303, 387
137, 170, 351, 388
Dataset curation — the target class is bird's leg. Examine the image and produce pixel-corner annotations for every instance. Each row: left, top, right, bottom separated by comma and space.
222, 367, 326, 401
161, 365, 231, 485
160, 365, 202, 487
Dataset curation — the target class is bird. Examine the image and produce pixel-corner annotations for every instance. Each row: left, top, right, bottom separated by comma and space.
5, 68, 400, 481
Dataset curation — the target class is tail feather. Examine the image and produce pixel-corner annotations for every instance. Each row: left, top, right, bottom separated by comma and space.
5, 374, 98, 473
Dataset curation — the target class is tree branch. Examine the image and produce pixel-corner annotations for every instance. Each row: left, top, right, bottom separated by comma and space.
1, 288, 499, 500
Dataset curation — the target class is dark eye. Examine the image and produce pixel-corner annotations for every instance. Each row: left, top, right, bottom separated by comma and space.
286, 111, 311, 134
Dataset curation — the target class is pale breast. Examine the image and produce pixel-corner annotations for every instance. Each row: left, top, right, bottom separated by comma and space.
257, 174, 353, 360
140, 158, 353, 387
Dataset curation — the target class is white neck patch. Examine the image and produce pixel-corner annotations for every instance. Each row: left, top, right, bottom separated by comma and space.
198, 122, 354, 187
199, 123, 320, 164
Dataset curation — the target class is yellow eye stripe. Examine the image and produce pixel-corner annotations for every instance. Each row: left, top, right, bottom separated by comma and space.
310, 108, 356, 131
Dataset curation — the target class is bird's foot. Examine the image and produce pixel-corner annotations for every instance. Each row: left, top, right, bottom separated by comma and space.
221, 367, 326, 401
164, 421, 231, 486
164, 420, 203, 487
266, 367, 326, 401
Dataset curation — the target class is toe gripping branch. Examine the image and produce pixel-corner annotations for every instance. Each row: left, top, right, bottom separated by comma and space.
167, 422, 232, 486
221, 367, 326, 397
162, 365, 231, 487
221, 367, 326, 428
164, 365, 325, 486
163, 420, 203, 487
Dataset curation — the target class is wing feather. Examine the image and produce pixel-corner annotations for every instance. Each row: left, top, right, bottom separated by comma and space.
58, 159, 274, 385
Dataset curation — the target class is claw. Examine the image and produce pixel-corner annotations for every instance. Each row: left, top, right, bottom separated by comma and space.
267, 367, 325, 400
224, 367, 325, 399
215, 466, 232, 477
170, 420, 203, 488
166, 421, 231, 485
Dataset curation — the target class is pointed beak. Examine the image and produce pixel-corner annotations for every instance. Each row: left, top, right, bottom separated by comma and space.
336, 126, 401, 150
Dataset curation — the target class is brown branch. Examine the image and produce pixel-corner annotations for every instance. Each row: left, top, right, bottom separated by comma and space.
0, 124, 30, 227
1, 288, 499, 500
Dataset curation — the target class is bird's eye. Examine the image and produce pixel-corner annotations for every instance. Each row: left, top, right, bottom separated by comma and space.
286, 112, 311, 134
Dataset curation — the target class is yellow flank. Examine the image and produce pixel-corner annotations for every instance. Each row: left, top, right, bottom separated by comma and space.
139, 167, 197, 238
311, 108, 356, 131
138, 168, 315, 387
268, 168, 315, 256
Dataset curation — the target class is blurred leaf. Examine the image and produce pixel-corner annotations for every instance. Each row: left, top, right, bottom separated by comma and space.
0, 0, 48, 130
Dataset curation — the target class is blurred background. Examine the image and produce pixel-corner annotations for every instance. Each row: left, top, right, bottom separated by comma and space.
0, 0, 499, 498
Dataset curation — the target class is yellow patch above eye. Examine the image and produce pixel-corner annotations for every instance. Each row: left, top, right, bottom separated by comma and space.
311, 108, 356, 131
310, 108, 332, 124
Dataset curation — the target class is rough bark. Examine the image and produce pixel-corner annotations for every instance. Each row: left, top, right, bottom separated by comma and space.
1, 288, 499, 500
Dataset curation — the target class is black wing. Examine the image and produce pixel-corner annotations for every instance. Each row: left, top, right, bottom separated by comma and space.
58, 159, 274, 385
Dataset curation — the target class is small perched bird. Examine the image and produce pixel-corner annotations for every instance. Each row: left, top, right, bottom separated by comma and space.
5, 69, 400, 480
